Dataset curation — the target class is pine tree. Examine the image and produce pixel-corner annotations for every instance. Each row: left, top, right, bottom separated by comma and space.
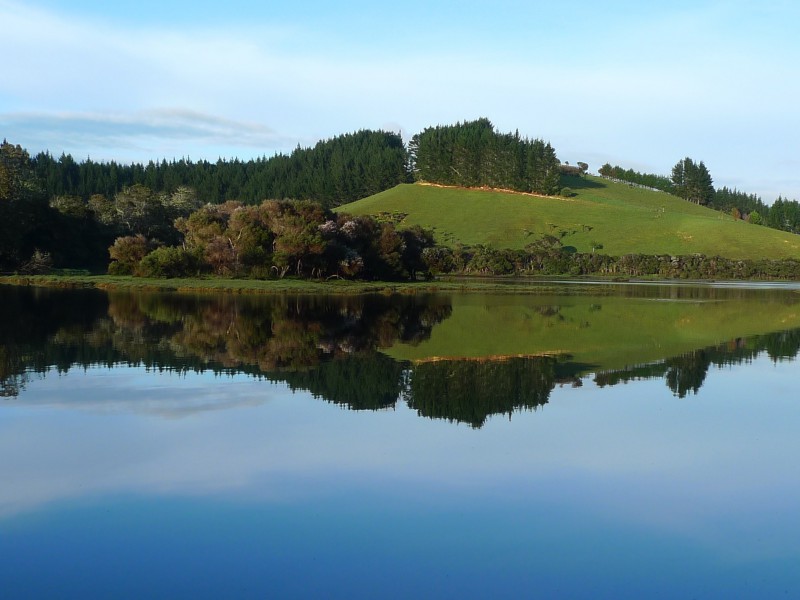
671, 157, 714, 205
411, 119, 560, 195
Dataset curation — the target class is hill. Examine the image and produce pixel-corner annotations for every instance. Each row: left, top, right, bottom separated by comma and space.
337, 176, 800, 260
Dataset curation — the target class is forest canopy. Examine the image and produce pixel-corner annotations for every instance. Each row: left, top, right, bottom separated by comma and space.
29, 129, 409, 209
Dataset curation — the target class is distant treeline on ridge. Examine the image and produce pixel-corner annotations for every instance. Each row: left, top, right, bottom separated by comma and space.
30, 130, 410, 209
26, 118, 561, 205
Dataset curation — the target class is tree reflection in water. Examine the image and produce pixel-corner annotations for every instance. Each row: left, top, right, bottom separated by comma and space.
595, 331, 800, 398
2, 286, 799, 426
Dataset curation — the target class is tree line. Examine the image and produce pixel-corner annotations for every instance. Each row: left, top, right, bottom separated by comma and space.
420, 240, 800, 280
29, 118, 564, 204
29, 129, 409, 209
598, 163, 675, 192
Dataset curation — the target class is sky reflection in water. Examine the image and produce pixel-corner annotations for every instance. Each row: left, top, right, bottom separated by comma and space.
2, 356, 800, 598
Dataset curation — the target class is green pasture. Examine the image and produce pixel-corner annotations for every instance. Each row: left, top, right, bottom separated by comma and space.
338, 178, 800, 260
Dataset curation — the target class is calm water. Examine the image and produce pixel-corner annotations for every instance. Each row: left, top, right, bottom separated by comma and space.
2, 283, 800, 598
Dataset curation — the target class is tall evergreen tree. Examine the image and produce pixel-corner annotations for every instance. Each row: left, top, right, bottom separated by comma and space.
410, 119, 561, 195
671, 157, 714, 205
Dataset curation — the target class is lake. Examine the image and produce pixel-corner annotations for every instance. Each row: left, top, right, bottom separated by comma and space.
2, 282, 800, 598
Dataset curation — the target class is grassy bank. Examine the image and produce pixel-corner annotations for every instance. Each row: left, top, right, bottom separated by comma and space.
4, 274, 800, 296
0, 274, 604, 295
0, 274, 431, 295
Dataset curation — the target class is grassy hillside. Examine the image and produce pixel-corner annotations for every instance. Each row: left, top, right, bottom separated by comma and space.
338, 177, 800, 260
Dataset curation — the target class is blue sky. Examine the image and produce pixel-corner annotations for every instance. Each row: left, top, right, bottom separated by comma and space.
2, 0, 799, 201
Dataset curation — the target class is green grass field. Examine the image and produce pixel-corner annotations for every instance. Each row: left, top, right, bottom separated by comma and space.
337, 177, 800, 260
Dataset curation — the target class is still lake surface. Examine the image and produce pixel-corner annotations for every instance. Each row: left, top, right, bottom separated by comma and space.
2, 282, 800, 598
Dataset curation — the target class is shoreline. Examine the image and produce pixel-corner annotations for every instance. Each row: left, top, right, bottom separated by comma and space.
3, 274, 800, 295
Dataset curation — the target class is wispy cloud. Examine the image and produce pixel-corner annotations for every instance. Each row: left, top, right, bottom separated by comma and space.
1, 109, 294, 158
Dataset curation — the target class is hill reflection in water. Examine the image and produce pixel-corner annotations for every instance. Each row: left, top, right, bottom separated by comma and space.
2, 284, 799, 427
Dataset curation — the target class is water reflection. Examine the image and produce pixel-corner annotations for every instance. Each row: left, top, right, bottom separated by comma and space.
0, 286, 451, 400
597, 331, 800, 398
3, 284, 800, 597
406, 357, 563, 427
2, 285, 800, 427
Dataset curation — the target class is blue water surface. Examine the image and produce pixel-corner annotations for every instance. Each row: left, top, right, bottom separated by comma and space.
2, 353, 799, 599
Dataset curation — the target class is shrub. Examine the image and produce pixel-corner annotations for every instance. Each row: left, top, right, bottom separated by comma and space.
108, 235, 149, 275
138, 246, 204, 278
422, 246, 454, 275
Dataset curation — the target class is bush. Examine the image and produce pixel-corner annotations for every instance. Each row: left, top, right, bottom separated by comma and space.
422, 246, 454, 275
138, 246, 204, 278
108, 235, 149, 275
108, 260, 133, 275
